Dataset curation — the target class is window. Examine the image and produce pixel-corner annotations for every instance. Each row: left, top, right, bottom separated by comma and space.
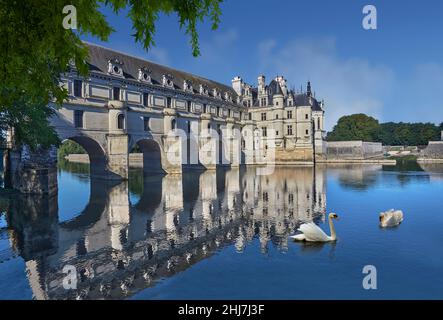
143, 117, 150, 131
288, 101, 292, 106
203, 104, 207, 113
275, 101, 279, 106
275, 114, 279, 120
262, 127, 267, 137
305, 129, 309, 135
305, 113, 309, 120
248, 113, 252, 120
73, 80, 82, 97
287, 110, 292, 119
261, 112, 267, 121
317, 118, 321, 130
276, 131, 279, 136
117, 114, 125, 129
187, 101, 192, 112
113, 87, 120, 100
287, 125, 293, 135
289, 193, 294, 204
74, 110, 83, 128
217, 107, 220, 116
167, 97, 172, 108
171, 119, 176, 130
143, 92, 149, 107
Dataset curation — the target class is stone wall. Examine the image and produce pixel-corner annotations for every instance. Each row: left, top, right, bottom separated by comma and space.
274, 147, 313, 163
7, 146, 58, 194
325, 141, 383, 160
66, 153, 145, 168
418, 141, 443, 161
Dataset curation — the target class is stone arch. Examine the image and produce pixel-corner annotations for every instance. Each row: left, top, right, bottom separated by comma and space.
63, 136, 111, 180
131, 137, 165, 174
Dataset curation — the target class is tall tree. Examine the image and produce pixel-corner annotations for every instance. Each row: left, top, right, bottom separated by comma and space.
0, 0, 223, 148
327, 114, 380, 142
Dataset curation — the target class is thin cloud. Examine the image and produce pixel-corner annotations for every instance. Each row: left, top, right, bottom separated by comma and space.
257, 37, 395, 130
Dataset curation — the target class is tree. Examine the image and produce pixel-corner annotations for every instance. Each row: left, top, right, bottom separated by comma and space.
326, 114, 380, 142
328, 114, 442, 146
0, 0, 223, 148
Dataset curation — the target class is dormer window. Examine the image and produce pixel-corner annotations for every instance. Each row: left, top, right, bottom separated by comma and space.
213, 88, 222, 99
199, 84, 209, 96
224, 92, 231, 101
183, 80, 193, 92
138, 67, 152, 83
107, 58, 124, 77
162, 74, 174, 88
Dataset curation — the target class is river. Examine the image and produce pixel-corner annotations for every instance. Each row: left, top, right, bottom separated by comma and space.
0, 160, 443, 299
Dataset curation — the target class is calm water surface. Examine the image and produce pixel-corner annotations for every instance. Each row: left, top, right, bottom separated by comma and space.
1, 161, 443, 299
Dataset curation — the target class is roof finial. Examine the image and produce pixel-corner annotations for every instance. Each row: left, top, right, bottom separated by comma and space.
307, 81, 312, 97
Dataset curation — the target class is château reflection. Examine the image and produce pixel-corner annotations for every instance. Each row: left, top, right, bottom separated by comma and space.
3, 166, 327, 300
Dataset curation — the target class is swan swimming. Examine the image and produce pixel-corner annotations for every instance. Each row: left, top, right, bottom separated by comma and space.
290, 213, 339, 242
379, 209, 403, 228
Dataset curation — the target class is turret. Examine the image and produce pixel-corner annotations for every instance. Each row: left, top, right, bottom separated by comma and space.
273, 81, 284, 107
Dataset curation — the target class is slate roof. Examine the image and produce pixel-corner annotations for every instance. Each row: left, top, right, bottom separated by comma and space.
294, 93, 322, 111
83, 42, 238, 101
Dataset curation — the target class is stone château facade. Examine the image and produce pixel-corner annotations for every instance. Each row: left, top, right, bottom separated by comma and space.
6, 42, 326, 193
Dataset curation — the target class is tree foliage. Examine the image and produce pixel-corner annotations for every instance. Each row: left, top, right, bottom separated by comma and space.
57, 140, 86, 160
326, 114, 381, 142
327, 114, 442, 146
0, 0, 223, 148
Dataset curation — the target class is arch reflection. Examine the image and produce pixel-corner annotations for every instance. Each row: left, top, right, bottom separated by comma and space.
5, 166, 326, 299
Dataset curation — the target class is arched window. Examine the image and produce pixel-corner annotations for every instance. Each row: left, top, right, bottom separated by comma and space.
117, 114, 125, 129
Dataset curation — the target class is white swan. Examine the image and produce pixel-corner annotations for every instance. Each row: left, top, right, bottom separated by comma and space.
290, 213, 339, 242
379, 209, 403, 228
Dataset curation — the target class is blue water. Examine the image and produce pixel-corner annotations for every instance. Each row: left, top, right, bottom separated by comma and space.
1, 162, 443, 299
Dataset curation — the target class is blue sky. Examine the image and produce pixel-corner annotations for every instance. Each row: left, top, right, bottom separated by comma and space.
82, 0, 443, 130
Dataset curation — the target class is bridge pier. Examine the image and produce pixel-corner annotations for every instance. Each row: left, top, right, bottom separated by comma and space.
106, 133, 129, 180
6, 145, 58, 194
162, 108, 183, 174
199, 113, 218, 170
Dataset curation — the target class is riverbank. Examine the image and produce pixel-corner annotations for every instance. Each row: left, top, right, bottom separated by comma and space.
316, 158, 397, 165
65, 153, 397, 166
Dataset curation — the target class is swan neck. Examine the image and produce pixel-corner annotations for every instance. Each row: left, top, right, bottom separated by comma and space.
328, 216, 337, 240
